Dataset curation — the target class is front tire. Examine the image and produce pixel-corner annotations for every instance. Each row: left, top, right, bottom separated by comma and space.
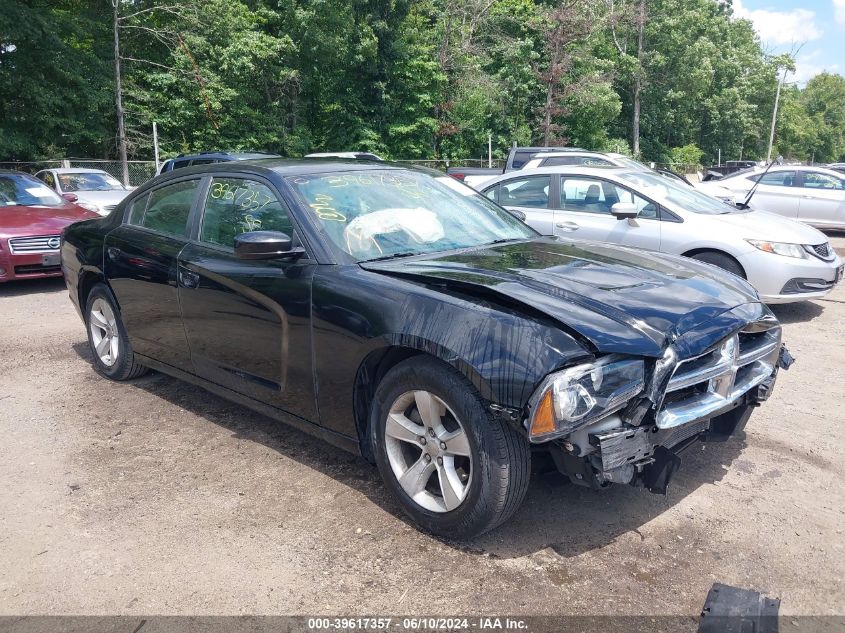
690, 251, 745, 278
85, 283, 148, 381
371, 356, 530, 539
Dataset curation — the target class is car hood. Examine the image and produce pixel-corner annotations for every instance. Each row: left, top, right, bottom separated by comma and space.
0, 204, 98, 238
74, 190, 130, 206
361, 238, 763, 358
706, 209, 828, 244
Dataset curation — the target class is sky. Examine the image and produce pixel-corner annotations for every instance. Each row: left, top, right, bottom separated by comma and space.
732, 0, 844, 84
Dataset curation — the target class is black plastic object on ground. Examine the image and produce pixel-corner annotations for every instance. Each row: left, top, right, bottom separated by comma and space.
699, 583, 780, 633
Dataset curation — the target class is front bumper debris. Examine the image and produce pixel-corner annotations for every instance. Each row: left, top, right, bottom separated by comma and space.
546, 339, 792, 495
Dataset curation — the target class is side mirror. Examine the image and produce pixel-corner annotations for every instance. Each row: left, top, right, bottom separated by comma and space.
611, 202, 638, 220
234, 231, 303, 260
62, 193, 78, 202
506, 208, 526, 221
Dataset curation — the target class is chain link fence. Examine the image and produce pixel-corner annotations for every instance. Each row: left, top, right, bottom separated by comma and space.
0, 160, 156, 187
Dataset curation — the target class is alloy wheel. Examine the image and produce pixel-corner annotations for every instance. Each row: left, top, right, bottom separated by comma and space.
384, 390, 473, 513
89, 298, 119, 367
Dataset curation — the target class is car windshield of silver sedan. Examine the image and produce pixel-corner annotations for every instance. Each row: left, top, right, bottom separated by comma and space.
58, 172, 124, 192
287, 170, 536, 261
617, 170, 744, 215
0, 174, 65, 207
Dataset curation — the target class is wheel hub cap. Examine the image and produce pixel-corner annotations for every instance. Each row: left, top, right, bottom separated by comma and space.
89, 298, 119, 367
384, 390, 473, 513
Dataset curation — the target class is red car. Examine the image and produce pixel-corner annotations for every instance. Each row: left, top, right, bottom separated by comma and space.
0, 170, 97, 282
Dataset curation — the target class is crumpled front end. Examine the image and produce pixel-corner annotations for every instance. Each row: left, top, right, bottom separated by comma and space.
526, 302, 793, 494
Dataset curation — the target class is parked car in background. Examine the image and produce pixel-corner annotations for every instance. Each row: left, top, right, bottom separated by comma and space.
36, 168, 132, 217
716, 165, 845, 230
522, 151, 737, 204
157, 151, 280, 175
480, 166, 842, 303
702, 160, 760, 179
0, 170, 96, 282
62, 159, 789, 538
304, 152, 384, 160
445, 146, 586, 186
827, 163, 845, 174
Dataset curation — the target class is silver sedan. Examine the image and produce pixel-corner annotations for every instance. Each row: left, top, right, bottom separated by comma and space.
479, 166, 843, 304
716, 165, 845, 230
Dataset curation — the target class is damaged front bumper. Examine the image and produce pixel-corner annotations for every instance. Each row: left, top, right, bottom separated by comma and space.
543, 331, 793, 495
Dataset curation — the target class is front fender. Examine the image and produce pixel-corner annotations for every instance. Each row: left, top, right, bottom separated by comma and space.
311, 265, 591, 440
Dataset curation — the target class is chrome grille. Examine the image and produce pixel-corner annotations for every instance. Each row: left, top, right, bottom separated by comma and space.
657, 321, 781, 429
8, 235, 62, 254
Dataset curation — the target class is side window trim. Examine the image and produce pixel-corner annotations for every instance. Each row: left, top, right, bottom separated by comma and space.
122, 176, 203, 240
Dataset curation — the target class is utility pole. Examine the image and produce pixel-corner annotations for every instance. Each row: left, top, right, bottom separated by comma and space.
153, 122, 160, 173
767, 66, 788, 162
112, 0, 130, 187
487, 133, 492, 168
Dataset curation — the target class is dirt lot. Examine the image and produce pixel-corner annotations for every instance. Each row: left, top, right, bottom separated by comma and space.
1, 235, 843, 618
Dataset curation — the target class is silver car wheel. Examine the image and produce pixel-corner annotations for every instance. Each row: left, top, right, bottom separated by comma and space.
89, 298, 119, 367
384, 390, 473, 513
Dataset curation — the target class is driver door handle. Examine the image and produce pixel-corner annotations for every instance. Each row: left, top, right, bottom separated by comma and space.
178, 267, 200, 289
555, 221, 579, 231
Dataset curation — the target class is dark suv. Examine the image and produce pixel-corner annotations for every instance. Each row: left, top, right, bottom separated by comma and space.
157, 151, 280, 175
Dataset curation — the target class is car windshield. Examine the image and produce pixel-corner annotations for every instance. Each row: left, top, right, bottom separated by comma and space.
287, 169, 537, 261
616, 171, 743, 214
58, 172, 123, 192
0, 174, 65, 207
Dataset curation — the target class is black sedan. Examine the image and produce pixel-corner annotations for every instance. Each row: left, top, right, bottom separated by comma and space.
61, 160, 789, 538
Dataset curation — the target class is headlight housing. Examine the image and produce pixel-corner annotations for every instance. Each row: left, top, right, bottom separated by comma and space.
745, 239, 808, 259
526, 356, 645, 442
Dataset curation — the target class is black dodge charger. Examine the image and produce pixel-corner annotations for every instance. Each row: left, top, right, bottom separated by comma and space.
61, 159, 790, 538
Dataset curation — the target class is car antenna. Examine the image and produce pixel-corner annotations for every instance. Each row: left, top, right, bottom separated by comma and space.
737, 155, 782, 210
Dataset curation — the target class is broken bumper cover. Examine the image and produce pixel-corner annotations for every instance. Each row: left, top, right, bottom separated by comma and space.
548, 342, 791, 494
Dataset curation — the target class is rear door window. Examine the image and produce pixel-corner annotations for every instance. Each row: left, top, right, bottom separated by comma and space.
133, 180, 200, 237
497, 176, 550, 208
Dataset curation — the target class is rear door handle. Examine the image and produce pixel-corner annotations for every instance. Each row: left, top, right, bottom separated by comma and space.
178, 267, 200, 289
555, 221, 579, 231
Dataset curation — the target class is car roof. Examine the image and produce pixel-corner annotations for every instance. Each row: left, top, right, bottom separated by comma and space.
168, 151, 280, 161
529, 150, 608, 159
0, 169, 32, 175
726, 164, 845, 177
42, 168, 111, 174
143, 158, 432, 188
480, 165, 632, 185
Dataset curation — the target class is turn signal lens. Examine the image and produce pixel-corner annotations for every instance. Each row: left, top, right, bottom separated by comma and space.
529, 389, 556, 438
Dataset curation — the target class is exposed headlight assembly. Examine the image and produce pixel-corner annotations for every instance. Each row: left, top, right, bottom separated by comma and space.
526, 356, 645, 442
745, 239, 807, 259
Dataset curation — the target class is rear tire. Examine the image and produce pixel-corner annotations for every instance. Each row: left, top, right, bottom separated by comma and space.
371, 356, 530, 539
690, 251, 745, 278
84, 283, 149, 381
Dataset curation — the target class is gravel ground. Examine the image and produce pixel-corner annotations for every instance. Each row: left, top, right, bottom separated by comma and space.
0, 233, 843, 618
